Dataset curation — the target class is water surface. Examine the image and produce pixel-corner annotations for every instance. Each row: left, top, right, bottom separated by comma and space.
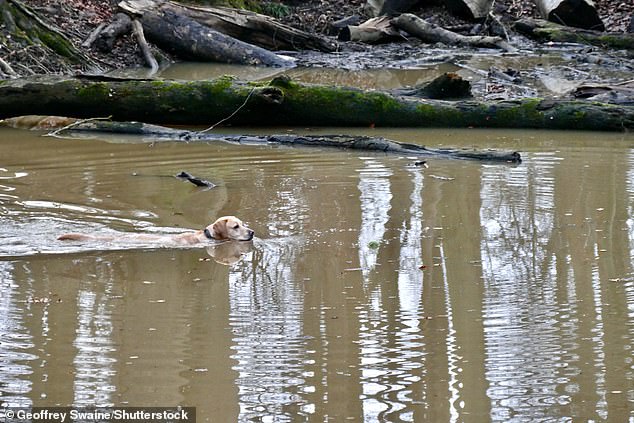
1, 126, 633, 421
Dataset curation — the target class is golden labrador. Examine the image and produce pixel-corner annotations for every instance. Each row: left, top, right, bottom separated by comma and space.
58, 216, 254, 245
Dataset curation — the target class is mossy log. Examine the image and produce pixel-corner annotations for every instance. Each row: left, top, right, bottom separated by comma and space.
514, 18, 634, 50
0, 75, 632, 132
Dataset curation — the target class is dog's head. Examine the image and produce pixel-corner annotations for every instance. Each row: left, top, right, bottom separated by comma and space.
204, 216, 254, 241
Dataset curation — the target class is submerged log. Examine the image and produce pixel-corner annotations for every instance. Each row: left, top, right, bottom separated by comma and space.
534, 0, 604, 31
393, 14, 515, 52
23, 118, 519, 163
0, 75, 632, 132
514, 18, 634, 50
118, 0, 335, 52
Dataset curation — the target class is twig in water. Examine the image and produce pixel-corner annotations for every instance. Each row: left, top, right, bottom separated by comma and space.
199, 87, 257, 133
44, 116, 113, 138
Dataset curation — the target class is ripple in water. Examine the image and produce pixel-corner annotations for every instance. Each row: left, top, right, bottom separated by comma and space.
227, 238, 311, 421
0, 262, 36, 407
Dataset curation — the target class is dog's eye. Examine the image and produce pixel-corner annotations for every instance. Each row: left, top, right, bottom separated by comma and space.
233, 224, 239, 229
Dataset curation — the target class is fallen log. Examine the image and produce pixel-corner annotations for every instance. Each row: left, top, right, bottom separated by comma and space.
339, 16, 402, 43
94, 12, 132, 52
118, 6, 292, 66
534, 0, 604, 31
514, 18, 634, 50
11, 117, 518, 163
0, 75, 632, 132
329, 15, 362, 36
118, 0, 336, 52
393, 13, 515, 52
392, 73, 472, 99
82, 22, 106, 48
573, 80, 634, 105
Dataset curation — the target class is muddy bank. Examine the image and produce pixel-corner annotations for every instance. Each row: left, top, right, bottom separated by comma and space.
0, 0, 630, 76
0, 0, 633, 109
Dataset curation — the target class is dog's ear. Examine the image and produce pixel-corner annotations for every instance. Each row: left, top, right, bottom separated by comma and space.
211, 218, 229, 240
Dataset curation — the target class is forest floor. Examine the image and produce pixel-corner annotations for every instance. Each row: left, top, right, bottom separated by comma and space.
9, 0, 634, 74
281, 0, 632, 34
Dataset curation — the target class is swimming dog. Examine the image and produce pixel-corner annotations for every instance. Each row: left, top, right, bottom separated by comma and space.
58, 216, 254, 245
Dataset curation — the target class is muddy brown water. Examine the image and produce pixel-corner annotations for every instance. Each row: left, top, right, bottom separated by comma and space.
1, 123, 633, 422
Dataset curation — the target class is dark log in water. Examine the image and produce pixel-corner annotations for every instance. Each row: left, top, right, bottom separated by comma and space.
55, 119, 523, 163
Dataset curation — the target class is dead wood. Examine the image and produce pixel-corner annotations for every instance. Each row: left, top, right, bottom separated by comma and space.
393, 73, 472, 99
0, 75, 632, 132
514, 18, 634, 50
131, 19, 158, 74
534, 0, 604, 31
573, 80, 634, 105
82, 23, 106, 48
329, 15, 361, 36
339, 16, 402, 43
118, 0, 336, 52
37, 118, 522, 163
393, 13, 516, 52
117, 2, 292, 66
94, 12, 132, 52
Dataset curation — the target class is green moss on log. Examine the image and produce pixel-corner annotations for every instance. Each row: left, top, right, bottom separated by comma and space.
36, 30, 77, 60
0, 75, 632, 131
76, 82, 111, 99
